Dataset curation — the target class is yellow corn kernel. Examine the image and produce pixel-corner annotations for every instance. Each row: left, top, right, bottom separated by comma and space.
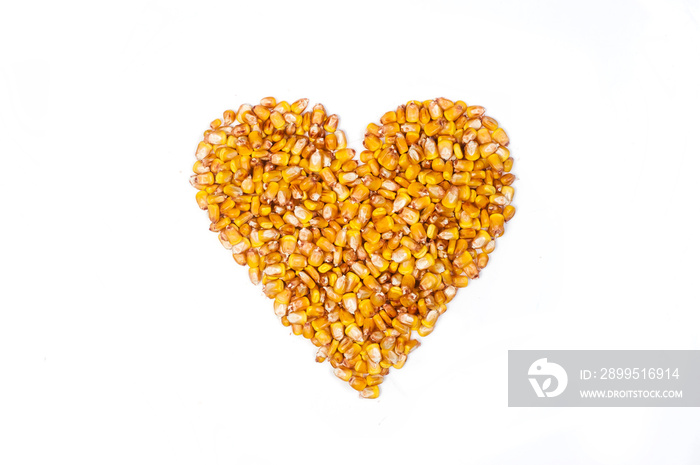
443, 103, 466, 121
349, 376, 368, 392
374, 215, 395, 234
503, 205, 516, 221
492, 127, 509, 146
334, 367, 352, 382
419, 273, 439, 291
441, 186, 459, 209
487, 153, 504, 173
364, 134, 382, 151
288, 254, 307, 270
287, 311, 307, 325
360, 386, 380, 399
406, 102, 420, 123
269, 111, 286, 129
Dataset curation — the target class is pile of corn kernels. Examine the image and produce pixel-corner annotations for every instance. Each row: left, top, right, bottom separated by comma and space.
191, 97, 515, 398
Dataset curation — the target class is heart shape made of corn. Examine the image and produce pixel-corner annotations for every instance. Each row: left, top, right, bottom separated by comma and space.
190, 97, 515, 398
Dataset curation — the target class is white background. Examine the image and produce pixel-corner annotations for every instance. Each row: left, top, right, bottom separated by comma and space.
1, 0, 699, 463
